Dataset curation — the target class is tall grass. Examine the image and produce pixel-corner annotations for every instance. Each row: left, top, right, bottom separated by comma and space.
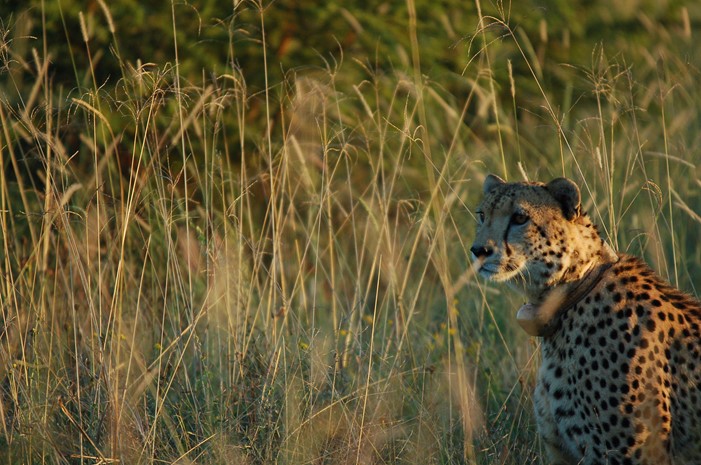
1, 1, 700, 464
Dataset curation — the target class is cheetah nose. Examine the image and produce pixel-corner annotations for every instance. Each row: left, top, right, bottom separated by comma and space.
470, 245, 494, 259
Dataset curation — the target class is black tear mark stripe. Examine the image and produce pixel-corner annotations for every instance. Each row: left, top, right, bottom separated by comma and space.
503, 216, 512, 256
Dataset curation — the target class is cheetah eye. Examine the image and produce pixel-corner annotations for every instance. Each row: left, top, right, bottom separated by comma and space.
511, 212, 529, 225
477, 211, 485, 224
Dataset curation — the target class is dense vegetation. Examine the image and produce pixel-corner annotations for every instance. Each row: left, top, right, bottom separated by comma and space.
1, 0, 701, 463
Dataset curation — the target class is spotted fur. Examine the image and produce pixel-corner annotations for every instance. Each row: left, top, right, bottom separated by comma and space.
471, 174, 701, 464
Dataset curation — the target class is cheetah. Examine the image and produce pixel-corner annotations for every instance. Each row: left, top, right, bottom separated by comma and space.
471, 174, 701, 465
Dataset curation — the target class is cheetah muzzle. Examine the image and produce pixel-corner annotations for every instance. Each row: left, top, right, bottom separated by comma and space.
472, 174, 701, 465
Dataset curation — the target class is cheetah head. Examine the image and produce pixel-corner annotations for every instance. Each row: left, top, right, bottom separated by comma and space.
471, 174, 588, 298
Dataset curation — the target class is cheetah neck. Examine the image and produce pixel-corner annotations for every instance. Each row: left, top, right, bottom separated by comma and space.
517, 215, 618, 336
559, 216, 616, 277
536, 215, 617, 297
517, 261, 614, 337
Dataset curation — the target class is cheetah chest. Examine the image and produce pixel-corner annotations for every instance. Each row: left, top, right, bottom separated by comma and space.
533, 256, 701, 463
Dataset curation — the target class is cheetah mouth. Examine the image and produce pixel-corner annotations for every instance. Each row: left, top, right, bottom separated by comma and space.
474, 262, 500, 279
476, 261, 523, 282
477, 263, 498, 275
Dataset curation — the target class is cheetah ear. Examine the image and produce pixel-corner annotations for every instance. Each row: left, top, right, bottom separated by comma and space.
546, 177, 581, 221
483, 174, 506, 194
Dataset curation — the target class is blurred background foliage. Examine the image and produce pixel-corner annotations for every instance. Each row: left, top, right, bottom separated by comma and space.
4, 0, 701, 253
5, 1, 699, 83
5, 0, 700, 130
4, 0, 701, 220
